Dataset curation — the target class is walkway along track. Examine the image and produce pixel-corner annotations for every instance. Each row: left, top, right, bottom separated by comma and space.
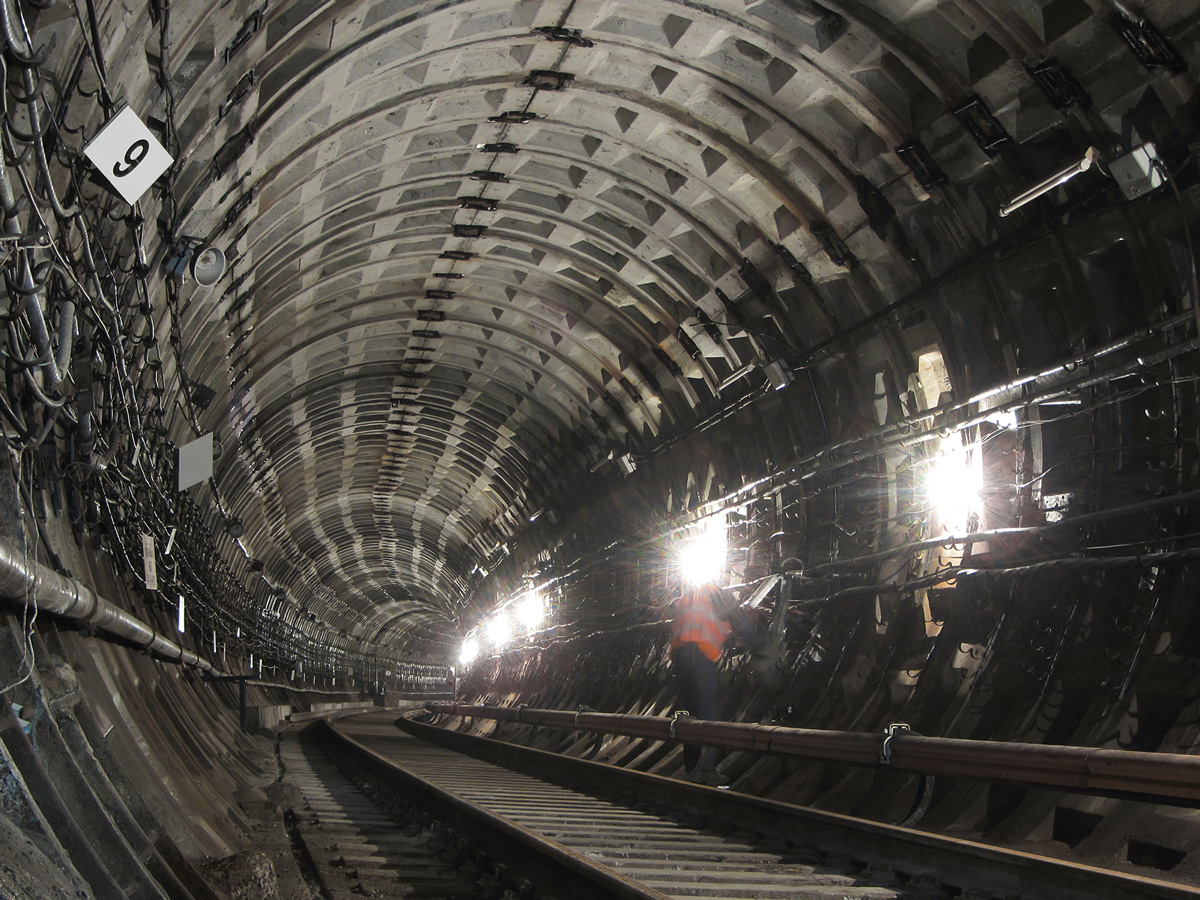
312, 711, 1200, 900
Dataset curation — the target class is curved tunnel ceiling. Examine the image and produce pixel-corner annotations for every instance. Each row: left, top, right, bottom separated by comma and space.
120, 0, 1196, 654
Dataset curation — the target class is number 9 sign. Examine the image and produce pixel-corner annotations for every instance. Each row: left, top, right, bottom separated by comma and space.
84, 107, 174, 205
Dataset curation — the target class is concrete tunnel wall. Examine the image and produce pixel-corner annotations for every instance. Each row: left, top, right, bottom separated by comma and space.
3, 0, 1200, 895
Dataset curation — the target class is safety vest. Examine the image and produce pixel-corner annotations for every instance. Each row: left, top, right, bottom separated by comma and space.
670, 587, 732, 662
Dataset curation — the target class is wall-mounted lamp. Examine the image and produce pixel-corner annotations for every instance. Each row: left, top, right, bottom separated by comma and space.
679, 514, 728, 586
1000, 144, 1164, 218
763, 360, 794, 391
164, 236, 226, 286
1000, 147, 1099, 217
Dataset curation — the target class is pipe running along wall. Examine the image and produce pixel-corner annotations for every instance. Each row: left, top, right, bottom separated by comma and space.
0, 533, 215, 673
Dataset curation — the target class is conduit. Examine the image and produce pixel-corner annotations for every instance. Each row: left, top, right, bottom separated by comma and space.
429, 703, 1200, 806
0, 533, 215, 673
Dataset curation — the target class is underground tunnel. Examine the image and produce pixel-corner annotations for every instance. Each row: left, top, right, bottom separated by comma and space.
2, 0, 1200, 897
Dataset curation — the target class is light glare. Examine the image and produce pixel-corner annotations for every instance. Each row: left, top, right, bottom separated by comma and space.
986, 409, 1017, 430
516, 591, 544, 633
679, 516, 728, 586
486, 613, 512, 648
459, 638, 479, 666
926, 445, 982, 534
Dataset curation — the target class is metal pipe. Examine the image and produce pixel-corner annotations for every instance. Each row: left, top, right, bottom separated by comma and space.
18, 255, 64, 390
430, 703, 1200, 804
0, 533, 214, 673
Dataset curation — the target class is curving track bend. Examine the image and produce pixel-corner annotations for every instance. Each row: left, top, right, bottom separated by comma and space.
298, 711, 1200, 900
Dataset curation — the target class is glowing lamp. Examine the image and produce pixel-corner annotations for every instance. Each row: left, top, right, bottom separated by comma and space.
486, 612, 512, 648
516, 591, 544, 633
926, 445, 982, 534
459, 638, 479, 666
679, 515, 728, 586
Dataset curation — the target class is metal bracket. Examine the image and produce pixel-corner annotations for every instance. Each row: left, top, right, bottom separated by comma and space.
670, 710, 690, 739
881, 722, 911, 765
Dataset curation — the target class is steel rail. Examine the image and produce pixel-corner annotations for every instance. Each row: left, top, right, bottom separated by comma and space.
347, 712, 1200, 900
315, 718, 670, 900
428, 702, 1200, 806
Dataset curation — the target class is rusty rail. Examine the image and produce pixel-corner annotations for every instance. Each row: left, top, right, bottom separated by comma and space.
427, 702, 1200, 805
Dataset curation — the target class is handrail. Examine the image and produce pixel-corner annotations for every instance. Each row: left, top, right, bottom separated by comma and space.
428, 702, 1200, 805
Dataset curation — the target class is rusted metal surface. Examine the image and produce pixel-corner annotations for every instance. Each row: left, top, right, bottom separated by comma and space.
428, 702, 1200, 804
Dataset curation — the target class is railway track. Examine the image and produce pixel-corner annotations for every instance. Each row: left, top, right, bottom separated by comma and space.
293, 711, 1200, 900
279, 724, 490, 898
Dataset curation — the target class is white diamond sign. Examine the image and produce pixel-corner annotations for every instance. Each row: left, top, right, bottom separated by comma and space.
83, 107, 173, 205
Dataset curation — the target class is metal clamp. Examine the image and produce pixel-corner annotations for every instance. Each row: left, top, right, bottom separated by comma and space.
574, 704, 593, 726
881, 722, 911, 765
670, 710, 690, 739
515, 703, 527, 724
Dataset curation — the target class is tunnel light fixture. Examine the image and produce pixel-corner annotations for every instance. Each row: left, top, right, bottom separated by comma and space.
470, 170, 510, 183
924, 442, 982, 535
1000, 147, 1099, 217
441, 250, 475, 261
459, 638, 479, 666
426, 289, 455, 300
679, 514, 728, 586
453, 224, 488, 238
763, 359, 794, 391
516, 590, 545, 633
486, 612, 512, 649
418, 309, 446, 322
1109, 143, 1166, 200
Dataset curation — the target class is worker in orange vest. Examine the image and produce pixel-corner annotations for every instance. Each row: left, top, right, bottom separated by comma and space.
669, 583, 737, 784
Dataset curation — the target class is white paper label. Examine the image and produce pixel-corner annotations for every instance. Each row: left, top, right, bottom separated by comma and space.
83, 107, 174, 205
141, 533, 157, 590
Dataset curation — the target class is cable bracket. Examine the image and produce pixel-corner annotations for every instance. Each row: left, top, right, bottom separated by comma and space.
670, 710, 690, 739
881, 722, 911, 765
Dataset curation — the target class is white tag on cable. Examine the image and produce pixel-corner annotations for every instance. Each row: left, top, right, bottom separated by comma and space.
141, 532, 157, 590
